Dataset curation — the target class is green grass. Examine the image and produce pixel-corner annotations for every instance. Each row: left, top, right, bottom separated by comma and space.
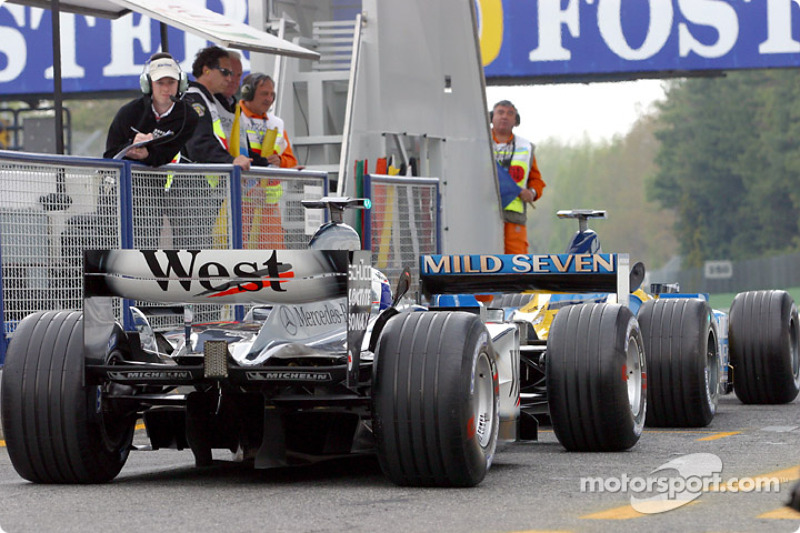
707, 287, 800, 312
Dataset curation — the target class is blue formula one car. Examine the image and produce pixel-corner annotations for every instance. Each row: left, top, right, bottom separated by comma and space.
419, 209, 800, 455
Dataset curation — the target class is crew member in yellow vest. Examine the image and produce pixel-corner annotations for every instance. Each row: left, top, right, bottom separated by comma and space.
491, 100, 546, 254
231, 73, 299, 249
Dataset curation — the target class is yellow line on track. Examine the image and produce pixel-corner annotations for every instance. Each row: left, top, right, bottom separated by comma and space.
697, 431, 742, 441
0, 440, 5, 448
508, 530, 573, 533
643, 430, 719, 434
706, 465, 800, 492
581, 504, 645, 520
758, 507, 800, 519
582, 501, 699, 519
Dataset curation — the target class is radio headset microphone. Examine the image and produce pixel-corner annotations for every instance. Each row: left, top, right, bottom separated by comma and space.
169, 95, 181, 103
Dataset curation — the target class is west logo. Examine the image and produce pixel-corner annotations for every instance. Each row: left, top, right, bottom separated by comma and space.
140, 250, 293, 294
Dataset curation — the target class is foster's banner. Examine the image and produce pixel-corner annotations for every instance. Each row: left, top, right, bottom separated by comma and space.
4, 0, 800, 97
478, 0, 800, 82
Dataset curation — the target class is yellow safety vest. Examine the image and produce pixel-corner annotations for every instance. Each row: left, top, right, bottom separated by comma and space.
186, 86, 228, 188
238, 111, 285, 204
494, 136, 533, 214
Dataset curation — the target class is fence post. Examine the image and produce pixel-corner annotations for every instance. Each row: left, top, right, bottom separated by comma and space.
362, 173, 372, 251
0, 238, 6, 364
120, 161, 134, 331
230, 166, 243, 250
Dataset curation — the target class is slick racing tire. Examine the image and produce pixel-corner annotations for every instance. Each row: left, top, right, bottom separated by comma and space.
729, 290, 800, 404
546, 303, 646, 451
494, 293, 535, 309
1, 311, 135, 483
372, 311, 499, 487
638, 298, 719, 427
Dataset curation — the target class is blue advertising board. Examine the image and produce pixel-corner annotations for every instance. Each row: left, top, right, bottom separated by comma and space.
4, 0, 800, 97
478, 0, 800, 83
0, 0, 248, 97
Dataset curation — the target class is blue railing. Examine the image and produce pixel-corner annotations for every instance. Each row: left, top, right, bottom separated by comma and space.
0, 151, 440, 364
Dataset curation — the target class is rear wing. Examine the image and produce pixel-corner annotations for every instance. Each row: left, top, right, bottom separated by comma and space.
83, 249, 372, 387
419, 253, 631, 305
84, 249, 358, 304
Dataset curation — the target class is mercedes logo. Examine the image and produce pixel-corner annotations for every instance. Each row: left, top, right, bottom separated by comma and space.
279, 306, 298, 336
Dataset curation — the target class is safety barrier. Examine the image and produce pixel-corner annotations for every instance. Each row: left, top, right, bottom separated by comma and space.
364, 174, 440, 293
0, 151, 441, 363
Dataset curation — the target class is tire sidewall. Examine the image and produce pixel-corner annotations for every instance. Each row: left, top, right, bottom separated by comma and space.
623, 315, 647, 440
785, 301, 800, 391
462, 327, 499, 474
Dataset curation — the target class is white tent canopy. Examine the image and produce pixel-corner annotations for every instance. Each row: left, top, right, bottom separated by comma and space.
3, 0, 130, 19
6, 0, 320, 59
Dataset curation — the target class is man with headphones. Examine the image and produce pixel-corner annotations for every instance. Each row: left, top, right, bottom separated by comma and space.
490, 100, 546, 254
104, 52, 199, 248
104, 52, 198, 166
233, 73, 297, 168
228, 73, 299, 248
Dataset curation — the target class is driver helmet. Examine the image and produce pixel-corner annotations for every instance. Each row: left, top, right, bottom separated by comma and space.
371, 269, 392, 312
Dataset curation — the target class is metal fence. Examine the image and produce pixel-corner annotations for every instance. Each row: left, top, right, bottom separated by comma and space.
673, 253, 800, 295
0, 151, 441, 363
1, 154, 123, 339
365, 174, 440, 292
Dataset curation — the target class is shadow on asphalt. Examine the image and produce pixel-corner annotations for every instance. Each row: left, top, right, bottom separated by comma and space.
116, 453, 389, 487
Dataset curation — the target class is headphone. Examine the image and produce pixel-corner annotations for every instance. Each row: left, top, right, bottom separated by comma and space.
240, 73, 273, 102
489, 100, 521, 126
140, 53, 189, 97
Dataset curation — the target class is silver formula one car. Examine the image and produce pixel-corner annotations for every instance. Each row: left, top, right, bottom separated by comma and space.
1, 198, 501, 487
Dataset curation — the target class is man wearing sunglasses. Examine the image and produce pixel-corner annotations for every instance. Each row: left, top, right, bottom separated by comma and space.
175, 46, 252, 249
215, 49, 243, 139
182, 46, 251, 170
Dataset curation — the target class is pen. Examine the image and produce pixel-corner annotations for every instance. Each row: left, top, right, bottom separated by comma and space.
130, 126, 142, 134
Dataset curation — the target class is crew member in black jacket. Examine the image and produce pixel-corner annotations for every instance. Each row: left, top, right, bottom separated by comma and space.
104, 53, 197, 166
104, 52, 198, 248
181, 46, 251, 169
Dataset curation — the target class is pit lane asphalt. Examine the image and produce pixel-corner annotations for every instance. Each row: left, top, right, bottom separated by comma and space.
1, 394, 799, 532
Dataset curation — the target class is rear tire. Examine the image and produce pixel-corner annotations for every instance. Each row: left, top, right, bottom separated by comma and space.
372, 311, 499, 487
494, 293, 535, 309
729, 290, 800, 404
639, 298, 719, 427
1, 311, 134, 483
546, 303, 646, 451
